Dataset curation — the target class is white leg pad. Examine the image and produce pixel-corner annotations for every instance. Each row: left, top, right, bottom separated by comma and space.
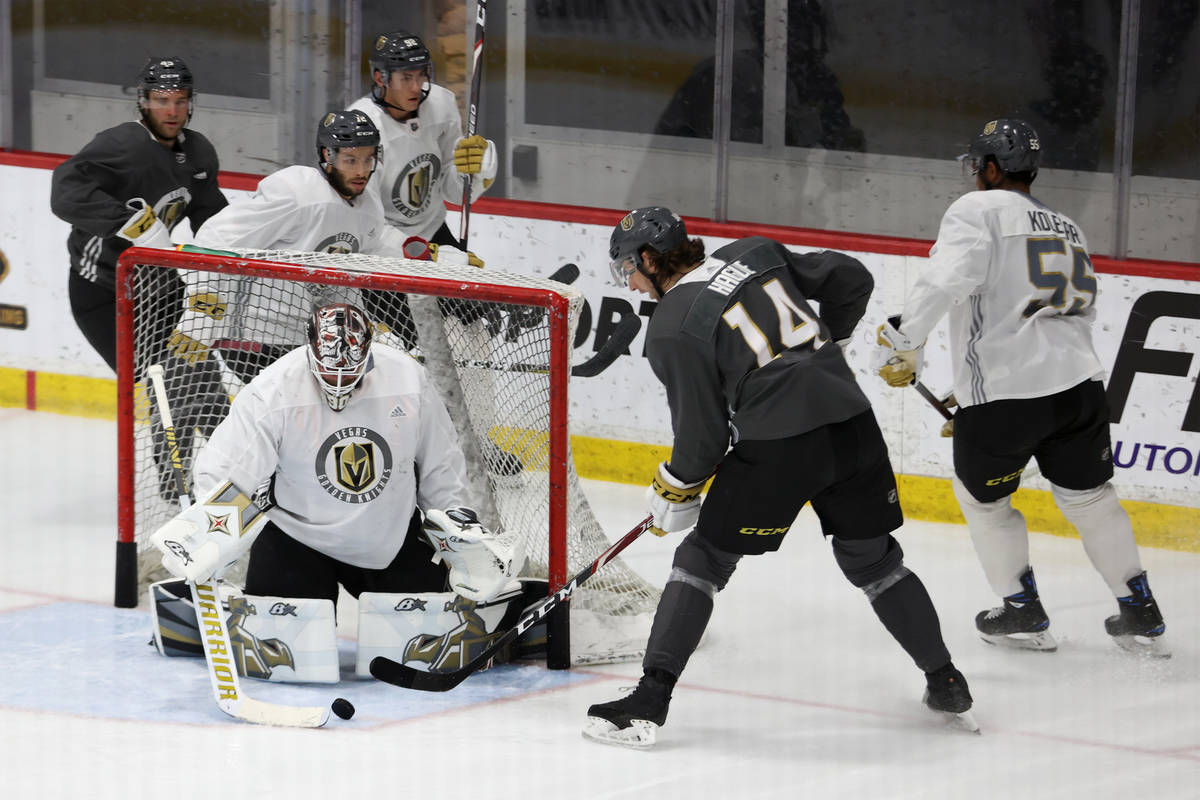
953, 476, 1030, 597
355, 587, 522, 677
1050, 482, 1144, 595
226, 593, 338, 683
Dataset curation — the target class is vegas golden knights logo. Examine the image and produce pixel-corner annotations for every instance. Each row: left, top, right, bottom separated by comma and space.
226, 596, 296, 679
407, 162, 431, 207
334, 441, 376, 492
402, 595, 503, 672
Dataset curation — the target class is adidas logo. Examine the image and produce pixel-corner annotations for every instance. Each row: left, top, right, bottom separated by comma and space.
389, 405, 407, 418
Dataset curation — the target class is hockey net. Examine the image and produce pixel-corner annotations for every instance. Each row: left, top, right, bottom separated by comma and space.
114, 246, 658, 666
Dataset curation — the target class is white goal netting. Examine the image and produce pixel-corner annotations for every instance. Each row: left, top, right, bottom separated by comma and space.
116, 247, 658, 665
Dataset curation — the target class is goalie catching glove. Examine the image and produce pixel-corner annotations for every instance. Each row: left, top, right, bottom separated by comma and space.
149, 480, 270, 583
872, 315, 925, 388
646, 462, 706, 537
116, 197, 174, 249
423, 508, 523, 602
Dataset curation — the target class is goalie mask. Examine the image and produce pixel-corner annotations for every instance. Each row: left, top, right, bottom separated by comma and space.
306, 302, 374, 411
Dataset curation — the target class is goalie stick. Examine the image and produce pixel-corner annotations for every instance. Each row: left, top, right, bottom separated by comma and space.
370, 514, 654, 691
146, 364, 332, 728
459, 0, 488, 247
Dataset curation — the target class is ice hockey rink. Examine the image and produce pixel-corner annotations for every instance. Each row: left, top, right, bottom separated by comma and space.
2, 407, 1197, 799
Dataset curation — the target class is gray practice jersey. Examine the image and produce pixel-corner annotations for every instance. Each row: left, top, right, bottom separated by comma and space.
647, 237, 874, 482
193, 343, 470, 569
899, 189, 1104, 407
349, 86, 494, 241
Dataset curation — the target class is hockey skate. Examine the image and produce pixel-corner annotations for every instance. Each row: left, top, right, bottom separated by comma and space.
582, 672, 673, 750
923, 663, 979, 734
1105, 572, 1170, 658
975, 568, 1057, 652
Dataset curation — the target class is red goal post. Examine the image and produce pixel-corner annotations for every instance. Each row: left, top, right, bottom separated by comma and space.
113, 245, 658, 668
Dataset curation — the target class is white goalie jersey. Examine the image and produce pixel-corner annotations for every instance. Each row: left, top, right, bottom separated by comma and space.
192, 342, 472, 569
349, 86, 493, 242
181, 165, 408, 348
899, 189, 1105, 407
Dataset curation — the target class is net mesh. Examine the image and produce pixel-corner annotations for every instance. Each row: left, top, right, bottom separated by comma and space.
122, 248, 658, 665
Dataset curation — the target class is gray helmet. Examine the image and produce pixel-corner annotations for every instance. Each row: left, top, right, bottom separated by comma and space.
316, 109, 380, 168
965, 118, 1041, 176
608, 207, 687, 286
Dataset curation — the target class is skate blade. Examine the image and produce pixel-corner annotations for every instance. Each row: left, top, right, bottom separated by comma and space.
941, 709, 981, 735
1111, 633, 1171, 659
979, 630, 1058, 652
582, 717, 658, 750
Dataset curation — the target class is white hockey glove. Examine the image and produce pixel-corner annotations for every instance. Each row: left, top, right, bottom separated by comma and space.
452, 134, 497, 190
871, 316, 924, 388
401, 236, 484, 268
149, 480, 270, 583
423, 508, 523, 602
645, 462, 705, 537
116, 198, 174, 249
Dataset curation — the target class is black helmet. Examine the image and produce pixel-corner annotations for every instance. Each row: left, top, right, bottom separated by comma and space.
369, 31, 434, 78
964, 118, 1041, 176
608, 206, 687, 285
137, 57, 194, 101
316, 110, 381, 168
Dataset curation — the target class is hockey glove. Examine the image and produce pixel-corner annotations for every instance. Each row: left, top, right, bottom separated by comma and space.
401, 236, 484, 268
453, 134, 497, 189
166, 329, 211, 366
940, 394, 957, 438
117, 198, 173, 249
149, 480, 269, 583
872, 316, 924, 388
645, 462, 705, 537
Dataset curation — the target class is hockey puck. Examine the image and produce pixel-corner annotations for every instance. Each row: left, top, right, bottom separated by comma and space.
331, 698, 355, 720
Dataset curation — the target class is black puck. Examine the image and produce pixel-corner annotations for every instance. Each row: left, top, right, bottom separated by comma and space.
331, 697, 355, 720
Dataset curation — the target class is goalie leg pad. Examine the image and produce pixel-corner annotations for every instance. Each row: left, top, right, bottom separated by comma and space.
226, 593, 338, 683
355, 586, 523, 677
149, 578, 236, 658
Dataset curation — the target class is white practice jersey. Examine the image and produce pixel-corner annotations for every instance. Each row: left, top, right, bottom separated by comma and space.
193, 343, 471, 569
182, 165, 408, 347
900, 189, 1104, 407
349, 86, 493, 242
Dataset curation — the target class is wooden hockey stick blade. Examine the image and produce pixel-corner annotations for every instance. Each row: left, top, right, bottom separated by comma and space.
572, 312, 642, 378
549, 263, 580, 285
370, 515, 654, 691
913, 380, 954, 420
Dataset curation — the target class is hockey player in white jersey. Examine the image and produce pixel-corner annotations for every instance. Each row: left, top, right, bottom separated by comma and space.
874, 118, 1168, 657
349, 30, 496, 255
149, 302, 523, 680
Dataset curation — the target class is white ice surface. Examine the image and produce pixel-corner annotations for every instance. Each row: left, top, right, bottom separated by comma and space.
2, 408, 1198, 798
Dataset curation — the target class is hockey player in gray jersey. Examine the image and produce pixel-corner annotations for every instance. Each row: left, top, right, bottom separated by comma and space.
50, 56, 227, 371
582, 207, 975, 749
874, 119, 1168, 657
349, 31, 496, 256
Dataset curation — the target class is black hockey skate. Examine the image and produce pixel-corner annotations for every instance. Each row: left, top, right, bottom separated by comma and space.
923, 663, 979, 734
582, 672, 673, 749
1105, 572, 1169, 658
975, 567, 1057, 652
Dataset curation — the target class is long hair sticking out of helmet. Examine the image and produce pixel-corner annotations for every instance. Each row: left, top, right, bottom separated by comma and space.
608, 206, 704, 297
307, 302, 374, 411
136, 56, 195, 125
368, 31, 435, 113
962, 118, 1041, 188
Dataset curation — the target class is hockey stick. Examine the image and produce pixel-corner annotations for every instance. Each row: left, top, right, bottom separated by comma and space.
370, 514, 655, 691
911, 379, 1041, 480
445, 310, 641, 377
459, 0, 488, 247
145, 364, 331, 728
